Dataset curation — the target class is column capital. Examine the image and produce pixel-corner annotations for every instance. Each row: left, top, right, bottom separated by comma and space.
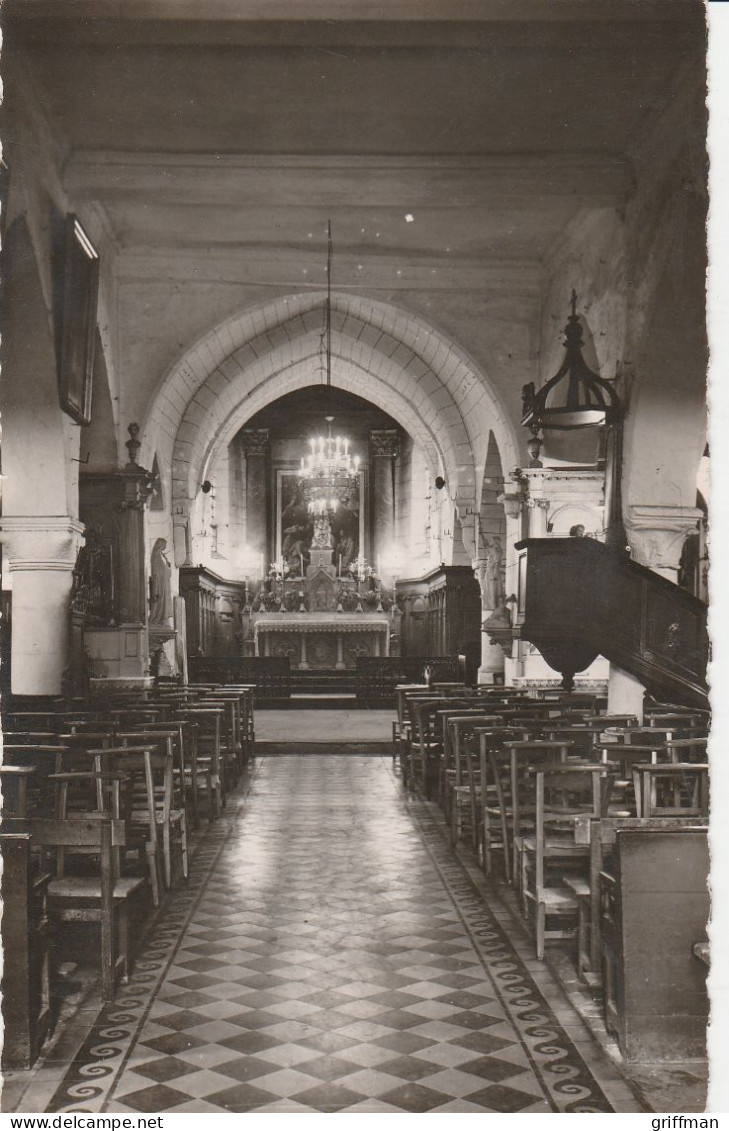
0, 515, 85, 566
0, 515, 85, 537
626, 504, 703, 534
625, 503, 702, 575
497, 491, 523, 520
240, 428, 270, 457
370, 429, 400, 459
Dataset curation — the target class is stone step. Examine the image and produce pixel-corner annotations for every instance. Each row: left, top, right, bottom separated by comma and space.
279, 693, 359, 709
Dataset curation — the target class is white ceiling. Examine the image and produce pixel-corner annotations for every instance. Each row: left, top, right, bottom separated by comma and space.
6, 3, 706, 271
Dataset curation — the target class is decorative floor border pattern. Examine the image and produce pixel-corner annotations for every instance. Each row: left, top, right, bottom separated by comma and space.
46, 801, 249, 1113
400, 788, 629, 1114
45, 754, 633, 1114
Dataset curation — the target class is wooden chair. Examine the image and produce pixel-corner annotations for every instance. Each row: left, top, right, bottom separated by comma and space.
197, 696, 241, 786
176, 708, 223, 814
398, 692, 435, 786
505, 739, 577, 883
106, 740, 189, 892
122, 719, 202, 825
86, 744, 163, 904
632, 762, 709, 818
476, 726, 534, 881
2, 744, 70, 815
521, 762, 616, 960
0, 766, 37, 817
3, 732, 59, 745
409, 697, 475, 799
665, 736, 708, 762
108, 707, 167, 726
445, 713, 503, 849
228, 686, 256, 764
2, 816, 145, 1002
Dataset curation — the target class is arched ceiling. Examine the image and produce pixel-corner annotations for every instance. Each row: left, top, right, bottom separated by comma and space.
140, 290, 522, 560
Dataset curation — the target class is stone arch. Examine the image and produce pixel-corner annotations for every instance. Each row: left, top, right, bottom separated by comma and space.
141, 291, 520, 561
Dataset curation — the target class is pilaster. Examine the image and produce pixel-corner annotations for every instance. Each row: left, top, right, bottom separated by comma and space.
370, 429, 399, 577
241, 428, 270, 566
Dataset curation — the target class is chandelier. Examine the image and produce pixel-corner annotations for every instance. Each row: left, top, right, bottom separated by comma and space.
300, 427, 360, 486
298, 222, 359, 515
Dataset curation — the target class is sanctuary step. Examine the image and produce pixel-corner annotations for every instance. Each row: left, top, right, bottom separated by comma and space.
283, 668, 359, 709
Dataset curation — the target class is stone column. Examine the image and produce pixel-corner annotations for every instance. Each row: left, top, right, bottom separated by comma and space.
173, 510, 192, 567
607, 664, 645, 724
370, 429, 399, 575
299, 633, 309, 670
241, 429, 270, 569
336, 633, 345, 670
625, 504, 703, 582
1, 517, 85, 695
525, 497, 550, 538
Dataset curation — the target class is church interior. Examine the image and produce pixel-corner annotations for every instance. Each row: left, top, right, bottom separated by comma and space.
0, 0, 717, 1116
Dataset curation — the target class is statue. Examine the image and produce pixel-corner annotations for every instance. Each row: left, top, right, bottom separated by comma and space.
480, 536, 505, 610
149, 537, 173, 625
312, 514, 331, 549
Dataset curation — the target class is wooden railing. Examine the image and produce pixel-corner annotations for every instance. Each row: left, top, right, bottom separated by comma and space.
188, 657, 291, 700
355, 656, 462, 703
515, 537, 708, 707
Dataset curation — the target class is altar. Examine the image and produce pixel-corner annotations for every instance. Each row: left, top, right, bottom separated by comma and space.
253, 505, 392, 670
254, 612, 390, 670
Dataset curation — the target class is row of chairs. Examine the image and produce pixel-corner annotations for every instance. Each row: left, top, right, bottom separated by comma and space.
394, 683, 709, 974
0, 680, 257, 1069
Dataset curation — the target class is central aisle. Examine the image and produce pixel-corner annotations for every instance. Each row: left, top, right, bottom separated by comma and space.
48, 755, 641, 1114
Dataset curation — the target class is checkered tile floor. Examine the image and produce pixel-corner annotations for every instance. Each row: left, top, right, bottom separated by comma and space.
47, 754, 628, 1113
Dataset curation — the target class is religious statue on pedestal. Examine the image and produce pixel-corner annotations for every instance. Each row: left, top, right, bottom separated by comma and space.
149, 537, 173, 625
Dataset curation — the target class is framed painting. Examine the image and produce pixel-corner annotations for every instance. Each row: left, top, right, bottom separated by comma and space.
276, 469, 364, 575
58, 214, 99, 425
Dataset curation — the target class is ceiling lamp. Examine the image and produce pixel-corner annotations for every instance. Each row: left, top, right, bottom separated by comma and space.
299, 221, 360, 515
521, 290, 620, 433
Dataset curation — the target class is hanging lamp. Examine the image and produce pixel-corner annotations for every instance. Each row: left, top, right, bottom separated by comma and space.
521, 290, 620, 433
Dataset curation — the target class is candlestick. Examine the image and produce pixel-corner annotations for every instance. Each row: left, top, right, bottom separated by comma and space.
300, 552, 304, 576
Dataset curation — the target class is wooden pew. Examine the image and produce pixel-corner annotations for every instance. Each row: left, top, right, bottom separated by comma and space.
0, 833, 52, 1069
599, 823, 709, 1061
2, 817, 146, 1003
573, 815, 708, 993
